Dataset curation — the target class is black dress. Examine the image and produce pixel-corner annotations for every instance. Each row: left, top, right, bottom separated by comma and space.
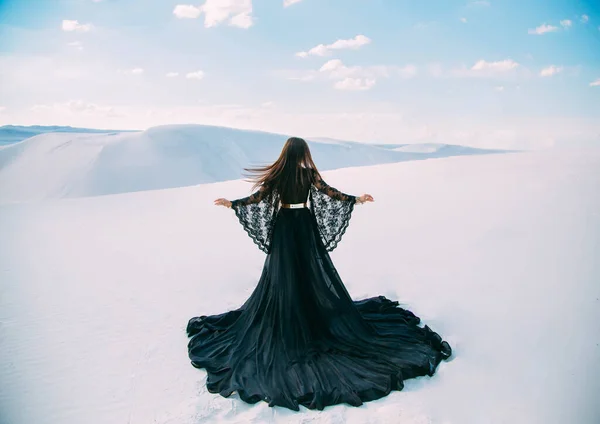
186, 169, 451, 411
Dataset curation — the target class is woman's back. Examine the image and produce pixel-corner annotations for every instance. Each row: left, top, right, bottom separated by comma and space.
278, 167, 312, 204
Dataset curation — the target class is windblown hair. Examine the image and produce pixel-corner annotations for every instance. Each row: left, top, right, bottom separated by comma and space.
244, 137, 321, 193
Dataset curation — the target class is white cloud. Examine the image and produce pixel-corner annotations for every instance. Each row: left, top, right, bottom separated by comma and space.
296, 35, 371, 58
317, 60, 414, 89
228, 11, 252, 28
186, 70, 205, 80
166, 72, 180, 77
319, 59, 411, 80
283, 0, 302, 7
279, 59, 414, 89
398, 64, 418, 78
495, 86, 505, 91
62, 20, 93, 32
173, 5, 202, 19
334, 78, 376, 91
528, 24, 559, 35
67, 41, 83, 50
540, 65, 563, 77
426, 63, 444, 77
581, 15, 589, 23
118, 68, 144, 75
414, 21, 436, 29
590, 78, 600, 87
319, 59, 344, 73
174, 0, 253, 29
31, 100, 120, 117
202, 103, 244, 109
471, 59, 519, 72
446, 59, 521, 79
261, 101, 275, 107
460, 17, 468, 23
287, 73, 316, 82
560, 19, 572, 28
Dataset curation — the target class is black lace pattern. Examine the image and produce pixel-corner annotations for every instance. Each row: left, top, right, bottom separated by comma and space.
309, 174, 357, 252
231, 186, 280, 254
231, 172, 356, 253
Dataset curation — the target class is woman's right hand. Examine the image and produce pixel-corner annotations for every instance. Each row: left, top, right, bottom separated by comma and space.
214, 198, 232, 208
357, 194, 374, 204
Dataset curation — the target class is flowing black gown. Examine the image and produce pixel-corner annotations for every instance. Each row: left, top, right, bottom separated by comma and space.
187, 169, 451, 411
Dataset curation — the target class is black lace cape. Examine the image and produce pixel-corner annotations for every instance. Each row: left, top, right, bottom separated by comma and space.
231, 184, 356, 254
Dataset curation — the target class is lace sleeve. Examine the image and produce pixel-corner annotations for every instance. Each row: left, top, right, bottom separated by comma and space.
231, 186, 280, 253
309, 173, 357, 252
313, 173, 357, 202
231, 185, 271, 206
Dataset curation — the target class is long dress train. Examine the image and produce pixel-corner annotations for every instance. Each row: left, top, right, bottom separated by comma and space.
186, 171, 451, 411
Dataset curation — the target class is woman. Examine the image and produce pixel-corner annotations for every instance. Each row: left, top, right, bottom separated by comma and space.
187, 137, 451, 411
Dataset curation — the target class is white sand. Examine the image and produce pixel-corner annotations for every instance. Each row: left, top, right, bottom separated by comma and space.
1, 149, 599, 424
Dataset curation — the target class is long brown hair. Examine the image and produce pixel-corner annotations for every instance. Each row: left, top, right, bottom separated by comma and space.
244, 137, 321, 192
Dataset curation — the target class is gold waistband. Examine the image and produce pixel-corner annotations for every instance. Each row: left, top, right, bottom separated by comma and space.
281, 203, 307, 209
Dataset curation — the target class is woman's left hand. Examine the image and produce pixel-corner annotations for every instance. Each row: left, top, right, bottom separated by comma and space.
214, 198, 232, 208
357, 194, 374, 204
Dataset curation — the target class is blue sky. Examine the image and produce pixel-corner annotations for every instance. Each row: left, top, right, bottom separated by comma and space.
0, 0, 599, 148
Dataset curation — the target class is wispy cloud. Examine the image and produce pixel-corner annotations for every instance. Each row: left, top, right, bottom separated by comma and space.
460, 17, 468, 23
173, 5, 202, 19
173, 0, 253, 29
286, 74, 316, 82
277, 59, 415, 90
471, 59, 519, 72
319, 59, 416, 80
414, 21, 437, 29
540, 65, 563, 77
445, 59, 521, 79
186, 70, 205, 80
67, 41, 84, 50
495, 86, 505, 91
31, 100, 120, 117
581, 15, 589, 23
118, 68, 144, 75
334, 78, 376, 91
560, 19, 572, 28
528, 24, 559, 35
590, 78, 600, 87
469, 1, 490, 6
62, 20, 93, 32
296, 35, 371, 58
166, 72, 179, 78
283, 0, 302, 7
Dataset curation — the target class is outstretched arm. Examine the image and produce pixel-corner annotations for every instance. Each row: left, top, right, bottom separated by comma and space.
225, 184, 277, 253
214, 185, 270, 208
313, 172, 374, 204
309, 171, 372, 252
